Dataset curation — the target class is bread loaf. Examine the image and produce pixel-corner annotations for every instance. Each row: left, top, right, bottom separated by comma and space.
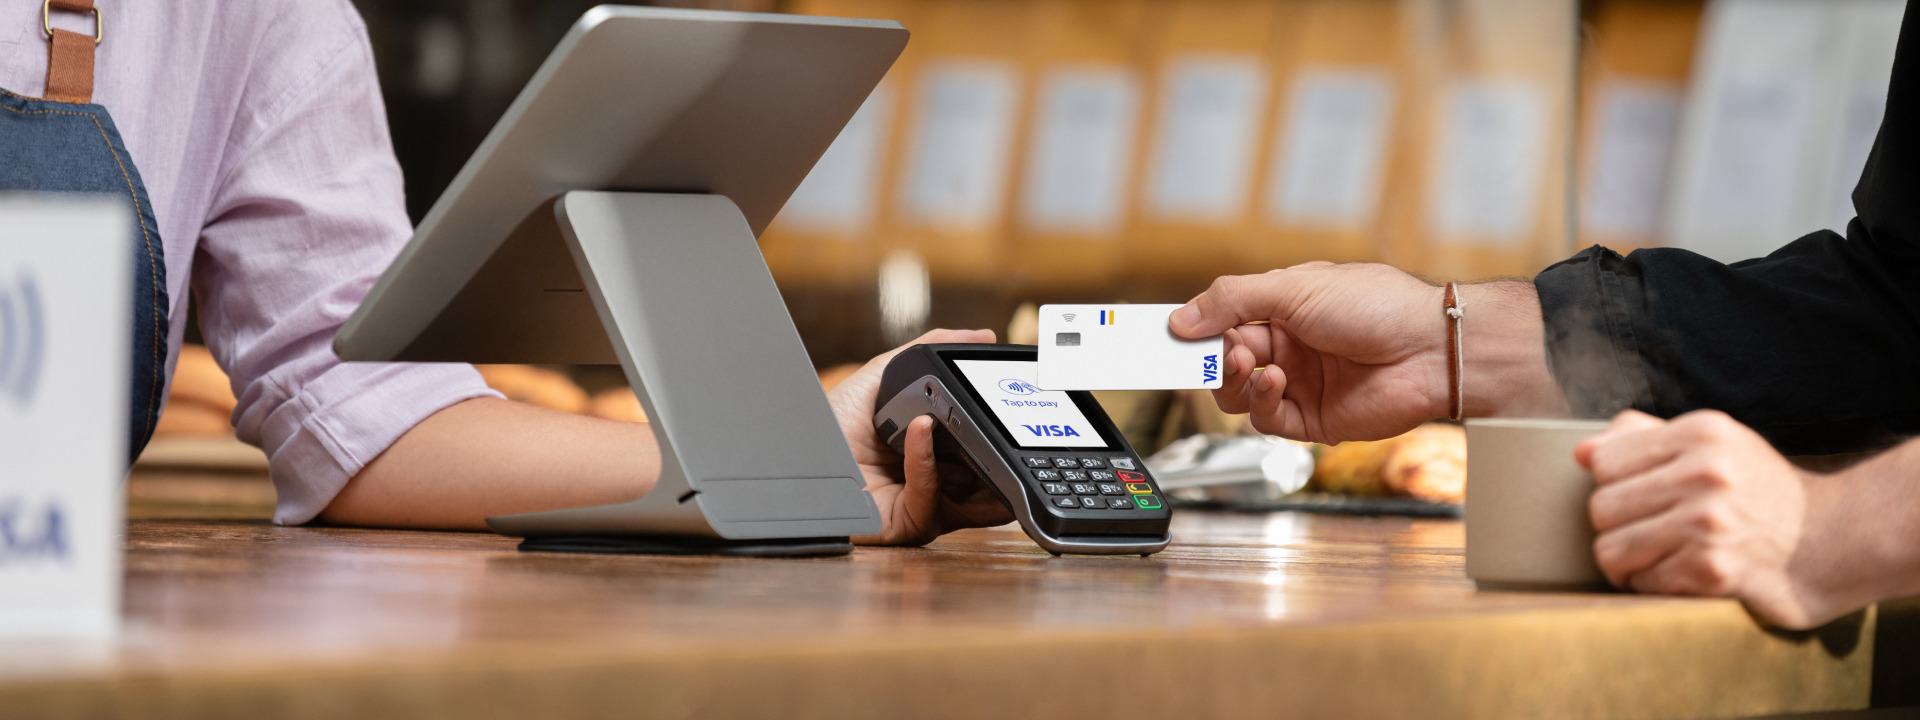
1309, 424, 1467, 503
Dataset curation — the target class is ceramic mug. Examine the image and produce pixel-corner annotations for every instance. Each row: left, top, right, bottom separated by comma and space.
1464, 418, 1615, 590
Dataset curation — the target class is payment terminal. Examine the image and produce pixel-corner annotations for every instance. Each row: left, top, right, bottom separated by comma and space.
873, 344, 1171, 556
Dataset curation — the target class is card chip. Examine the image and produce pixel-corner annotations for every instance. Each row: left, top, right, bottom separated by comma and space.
1055, 332, 1080, 346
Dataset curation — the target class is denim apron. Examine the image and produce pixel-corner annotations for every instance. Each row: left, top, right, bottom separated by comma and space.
2, 0, 170, 463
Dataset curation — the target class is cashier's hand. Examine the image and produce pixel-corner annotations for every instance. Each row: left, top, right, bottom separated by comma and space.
828, 329, 1017, 547
1578, 410, 1847, 630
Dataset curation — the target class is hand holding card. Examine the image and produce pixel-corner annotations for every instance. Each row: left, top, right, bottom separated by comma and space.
1037, 304, 1224, 390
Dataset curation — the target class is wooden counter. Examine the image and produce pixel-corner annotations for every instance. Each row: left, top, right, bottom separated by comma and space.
0, 513, 1886, 719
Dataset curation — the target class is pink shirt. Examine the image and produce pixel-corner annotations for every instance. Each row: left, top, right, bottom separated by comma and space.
2, 0, 499, 523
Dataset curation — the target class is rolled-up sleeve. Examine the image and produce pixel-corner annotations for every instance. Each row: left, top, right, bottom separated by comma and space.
193, 6, 497, 524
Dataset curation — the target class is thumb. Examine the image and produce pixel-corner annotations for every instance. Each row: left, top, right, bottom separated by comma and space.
1171, 272, 1311, 338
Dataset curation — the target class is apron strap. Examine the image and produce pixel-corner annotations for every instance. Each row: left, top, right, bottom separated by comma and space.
43, 0, 100, 104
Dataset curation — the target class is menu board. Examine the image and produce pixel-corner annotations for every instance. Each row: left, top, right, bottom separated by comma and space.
1145, 55, 1268, 221
1268, 67, 1395, 230
1428, 80, 1549, 246
1021, 66, 1142, 235
901, 60, 1021, 230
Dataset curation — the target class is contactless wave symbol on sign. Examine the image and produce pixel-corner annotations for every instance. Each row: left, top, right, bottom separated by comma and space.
998, 378, 1042, 396
0, 271, 46, 408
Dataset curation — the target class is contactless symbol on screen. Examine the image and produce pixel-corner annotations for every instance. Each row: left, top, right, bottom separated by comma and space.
0, 271, 46, 409
998, 378, 1042, 396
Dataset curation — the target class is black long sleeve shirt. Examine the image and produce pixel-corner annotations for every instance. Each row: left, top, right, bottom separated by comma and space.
1535, 0, 1920, 456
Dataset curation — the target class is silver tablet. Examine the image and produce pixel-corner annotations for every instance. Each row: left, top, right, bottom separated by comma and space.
334, 6, 907, 363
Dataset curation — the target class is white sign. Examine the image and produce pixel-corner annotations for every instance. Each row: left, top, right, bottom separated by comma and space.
1818, 0, 1904, 234
1690, 74, 1815, 241
1268, 68, 1395, 230
901, 60, 1020, 230
1146, 55, 1268, 222
1021, 66, 1141, 235
0, 196, 130, 639
778, 85, 893, 236
1666, 0, 1902, 261
1582, 80, 1685, 239
1428, 80, 1549, 246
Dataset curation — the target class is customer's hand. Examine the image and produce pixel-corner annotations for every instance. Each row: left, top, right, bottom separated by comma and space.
827, 329, 1016, 546
1577, 410, 1851, 629
1169, 263, 1565, 444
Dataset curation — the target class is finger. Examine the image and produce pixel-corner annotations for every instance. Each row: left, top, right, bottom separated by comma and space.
1212, 337, 1258, 414
1591, 500, 1697, 589
911, 327, 996, 348
1574, 410, 1665, 467
890, 415, 943, 545
1231, 322, 1278, 365
1625, 542, 1738, 599
1582, 423, 1686, 487
1246, 365, 1308, 439
1170, 272, 1315, 338
1587, 455, 1705, 532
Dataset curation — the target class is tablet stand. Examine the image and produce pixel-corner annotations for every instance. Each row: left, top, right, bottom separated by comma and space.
482, 191, 881, 555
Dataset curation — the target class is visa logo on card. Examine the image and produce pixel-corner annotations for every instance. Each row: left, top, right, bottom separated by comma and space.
1037, 304, 1224, 390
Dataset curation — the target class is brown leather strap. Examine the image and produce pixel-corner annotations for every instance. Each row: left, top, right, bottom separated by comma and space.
44, 0, 99, 104
1443, 282, 1464, 421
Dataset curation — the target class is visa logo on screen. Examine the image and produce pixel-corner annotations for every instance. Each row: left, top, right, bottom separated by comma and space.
1021, 424, 1083, 438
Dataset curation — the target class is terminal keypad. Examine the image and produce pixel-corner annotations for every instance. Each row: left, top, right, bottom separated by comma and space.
1023, 454, 1162, 513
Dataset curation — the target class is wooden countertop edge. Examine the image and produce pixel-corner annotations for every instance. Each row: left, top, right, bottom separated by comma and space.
0, 602, 1873, 720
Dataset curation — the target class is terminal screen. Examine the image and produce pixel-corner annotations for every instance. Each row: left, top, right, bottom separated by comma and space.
952, 359, 1106, 449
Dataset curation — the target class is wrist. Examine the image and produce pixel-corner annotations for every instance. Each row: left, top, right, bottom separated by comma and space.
1809, 448, 1920, 611
1793, 468, 1887, 621
1449, 281, 1571, 419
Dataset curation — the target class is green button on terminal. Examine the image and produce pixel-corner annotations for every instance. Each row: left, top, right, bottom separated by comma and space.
1132, 494, 1162, 510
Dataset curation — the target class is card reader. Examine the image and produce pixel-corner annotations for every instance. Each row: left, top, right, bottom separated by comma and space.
873, 344, 1171, 556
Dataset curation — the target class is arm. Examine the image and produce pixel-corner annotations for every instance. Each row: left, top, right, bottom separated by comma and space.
323, 328, 1012, 542
1580, 409, 1920, 629
1169, 262, 1567, 444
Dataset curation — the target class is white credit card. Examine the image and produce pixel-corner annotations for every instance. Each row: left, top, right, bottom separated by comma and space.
1037, 304, 1224, 390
